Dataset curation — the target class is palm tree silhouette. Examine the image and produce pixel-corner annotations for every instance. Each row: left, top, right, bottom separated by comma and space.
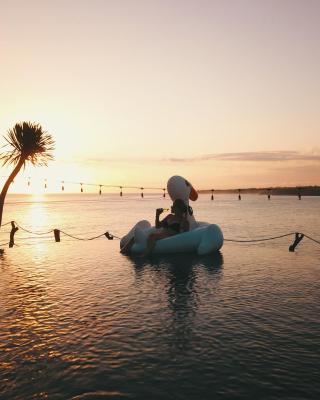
0, 122, 55, 226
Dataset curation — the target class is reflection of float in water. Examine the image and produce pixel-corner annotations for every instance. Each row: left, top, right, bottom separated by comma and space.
130, 252, 224, 343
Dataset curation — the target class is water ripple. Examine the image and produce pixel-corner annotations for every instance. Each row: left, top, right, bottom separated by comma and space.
1, 196, 320, 399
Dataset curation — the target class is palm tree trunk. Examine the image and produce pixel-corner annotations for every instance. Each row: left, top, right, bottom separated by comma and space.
0, 157, 25, 227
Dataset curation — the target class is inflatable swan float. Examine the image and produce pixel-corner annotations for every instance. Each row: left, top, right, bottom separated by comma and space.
120, 176, 224, 255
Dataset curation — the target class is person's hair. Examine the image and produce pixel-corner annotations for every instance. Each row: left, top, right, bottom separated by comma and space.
172, 199, 187, 214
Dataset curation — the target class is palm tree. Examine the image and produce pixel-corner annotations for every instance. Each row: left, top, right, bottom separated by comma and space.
0, 121, 55, 226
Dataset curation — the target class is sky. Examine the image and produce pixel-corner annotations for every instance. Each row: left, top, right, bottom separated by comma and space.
1, 0, 320, 193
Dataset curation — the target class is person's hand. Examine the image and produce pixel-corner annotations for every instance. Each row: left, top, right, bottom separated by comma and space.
156, 208, 164, 216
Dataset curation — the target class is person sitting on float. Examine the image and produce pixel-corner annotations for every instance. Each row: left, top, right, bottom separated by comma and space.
142, 198, 189, 256
120, 198, 189, 255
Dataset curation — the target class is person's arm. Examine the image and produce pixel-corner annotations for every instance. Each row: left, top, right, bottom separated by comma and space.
155, 208, 164, 228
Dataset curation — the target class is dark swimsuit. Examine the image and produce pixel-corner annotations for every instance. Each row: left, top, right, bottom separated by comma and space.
161, 216, 181, 233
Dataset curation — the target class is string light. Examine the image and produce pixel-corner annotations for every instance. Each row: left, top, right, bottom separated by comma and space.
298, 187, 302, 200
1, 175, 314, 201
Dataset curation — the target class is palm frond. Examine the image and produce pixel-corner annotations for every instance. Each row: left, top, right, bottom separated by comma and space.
0, 121, 55, 167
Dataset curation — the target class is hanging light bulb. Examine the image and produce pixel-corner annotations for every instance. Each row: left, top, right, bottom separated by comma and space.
99, 185, 102, 195
298, 187, 302, 200
120, 186, 123, 196
61, 181, 65, 191
44, 179, 47, 189
80, 183, 83, 193
141, 187, 144, 198
163, 188, 166, 198
27, 177, 31, 186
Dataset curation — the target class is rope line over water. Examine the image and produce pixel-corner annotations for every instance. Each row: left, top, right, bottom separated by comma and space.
0, 221, 12, 227
1, 221, 121, 245
303, 234, 320, 245
14, 222, 54, 236
224, 232, 296, 243
59, 230, 121, 241
1, 220, 320, 252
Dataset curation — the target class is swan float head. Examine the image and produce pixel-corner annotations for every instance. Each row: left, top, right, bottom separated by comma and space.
167, 175, 198, 203
167, 175, 198, 228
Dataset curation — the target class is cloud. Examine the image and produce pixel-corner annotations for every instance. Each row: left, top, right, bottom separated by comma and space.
59, 150, 320, 166
164, 150, 320, 163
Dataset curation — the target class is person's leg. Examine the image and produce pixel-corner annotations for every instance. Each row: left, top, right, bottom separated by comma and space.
142, 230, 173, 256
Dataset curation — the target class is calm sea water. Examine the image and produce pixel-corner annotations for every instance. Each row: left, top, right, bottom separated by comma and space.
1, 193, 319, 400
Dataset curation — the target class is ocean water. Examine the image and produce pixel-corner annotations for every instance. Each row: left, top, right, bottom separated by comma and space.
0, 193, 319, 400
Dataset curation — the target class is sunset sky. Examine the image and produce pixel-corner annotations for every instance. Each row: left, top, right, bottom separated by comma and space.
1, 0, 319, 193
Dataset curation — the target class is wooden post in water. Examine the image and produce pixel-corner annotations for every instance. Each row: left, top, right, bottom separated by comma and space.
289, 233, 304, 252
238, 189, 241, 200
9, 221, 18, 248
54, 229, 61, 242
211, 189, 214, 200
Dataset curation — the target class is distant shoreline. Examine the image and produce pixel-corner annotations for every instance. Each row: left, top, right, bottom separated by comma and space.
199, 186, 320, 196
5, 186, 320, 196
